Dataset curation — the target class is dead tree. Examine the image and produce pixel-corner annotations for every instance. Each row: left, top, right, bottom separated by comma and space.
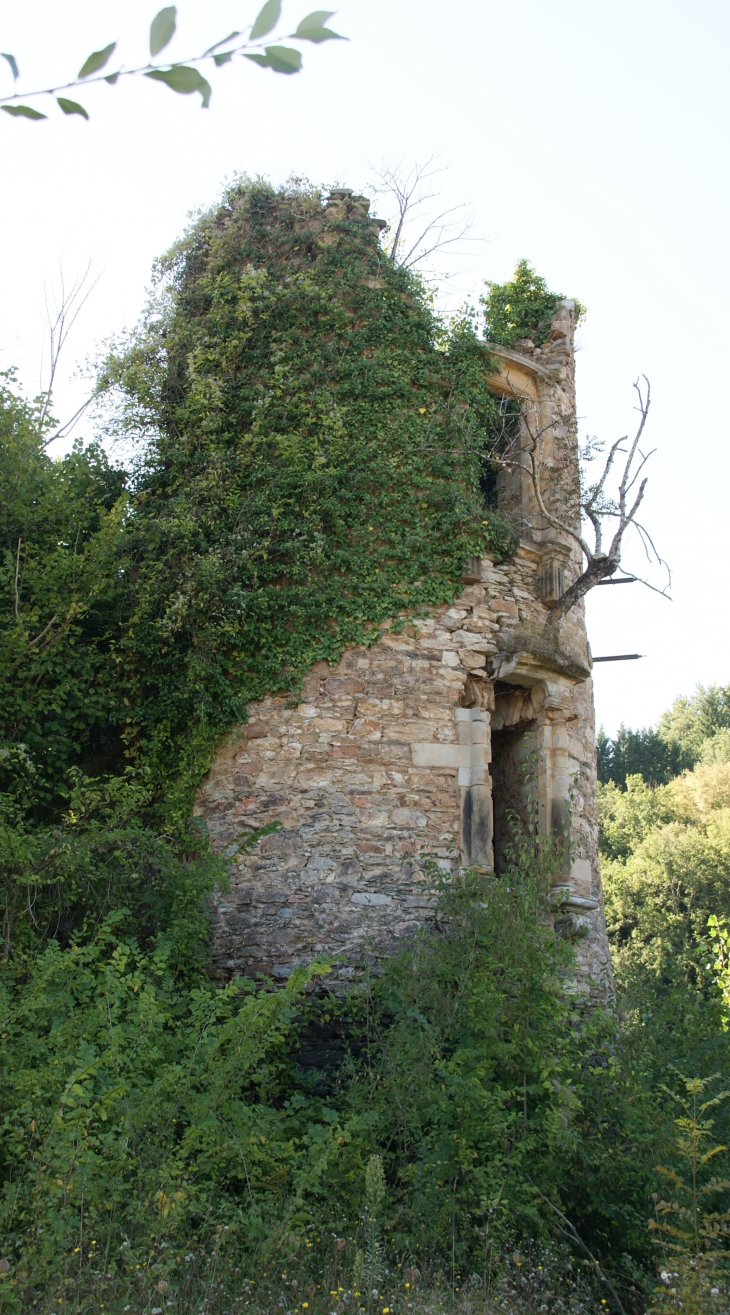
368, 157, 476, 277
36, 262, 100, 447
508, 376, 670, 625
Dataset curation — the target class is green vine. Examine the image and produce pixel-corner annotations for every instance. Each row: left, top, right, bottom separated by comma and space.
103, 179, 513, 811
1, 179, 515, 955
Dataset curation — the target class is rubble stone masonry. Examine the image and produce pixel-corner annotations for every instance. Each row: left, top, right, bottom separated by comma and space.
195, 290, 613, 999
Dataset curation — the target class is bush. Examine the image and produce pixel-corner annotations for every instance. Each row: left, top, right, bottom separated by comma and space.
481, 260, 583, 349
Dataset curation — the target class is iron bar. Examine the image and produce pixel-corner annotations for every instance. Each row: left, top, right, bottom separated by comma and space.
592, 654, 644, 662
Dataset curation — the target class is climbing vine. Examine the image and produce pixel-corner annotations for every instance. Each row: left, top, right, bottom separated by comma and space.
1, 180, 515, 951
103, 179, 513, 810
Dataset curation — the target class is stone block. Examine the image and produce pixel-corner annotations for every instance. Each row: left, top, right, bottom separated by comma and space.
459, 650, 487, 669
391, 809, 427, 827
326, 676, 366, 694
312, 884, 342, 903
411, 743, 471, 769
243, 721, 269, 738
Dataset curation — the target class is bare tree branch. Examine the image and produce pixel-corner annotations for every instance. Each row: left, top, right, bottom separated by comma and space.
368, 156, 477, 280
501, 375, 670, 624
38, 264, 99, 433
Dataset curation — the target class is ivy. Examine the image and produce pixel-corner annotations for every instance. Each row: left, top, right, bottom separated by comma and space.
1, 180, 515, 951
104, 179, 514, 812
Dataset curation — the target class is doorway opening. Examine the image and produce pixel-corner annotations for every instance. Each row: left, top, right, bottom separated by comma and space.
490, 684, 538, 876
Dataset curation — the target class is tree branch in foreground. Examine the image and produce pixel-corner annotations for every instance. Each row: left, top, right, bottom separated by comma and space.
0, 3, 345, 122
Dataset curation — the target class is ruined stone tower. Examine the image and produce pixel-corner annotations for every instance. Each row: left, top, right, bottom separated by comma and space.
195, 199, 612, 999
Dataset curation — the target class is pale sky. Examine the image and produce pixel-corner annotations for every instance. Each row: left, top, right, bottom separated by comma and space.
2, 0, 728, 737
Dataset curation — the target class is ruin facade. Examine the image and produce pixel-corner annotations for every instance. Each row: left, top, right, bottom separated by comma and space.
195, 268, 613, 999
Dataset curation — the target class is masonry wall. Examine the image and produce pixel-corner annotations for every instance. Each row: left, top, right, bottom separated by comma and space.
194, 296, 614, 1001
195, 560, 612, 998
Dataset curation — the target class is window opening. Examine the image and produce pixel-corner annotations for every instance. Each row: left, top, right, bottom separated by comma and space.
479, 395, 519, 509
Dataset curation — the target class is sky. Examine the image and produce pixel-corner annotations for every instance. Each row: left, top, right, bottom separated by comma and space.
1, 0, 728, 737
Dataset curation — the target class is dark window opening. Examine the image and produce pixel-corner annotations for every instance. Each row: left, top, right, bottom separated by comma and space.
479, 462, 499, 507
491, 684, 537, 875
480, 395, 520, 511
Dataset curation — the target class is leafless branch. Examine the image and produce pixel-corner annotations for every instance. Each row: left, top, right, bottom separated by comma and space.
13, 539, 21, 619
368, 156, 477, 278
502, 375, 670, 624
11, 615, 58, 667
42, 393, 97, 450
38, 262, 101, 443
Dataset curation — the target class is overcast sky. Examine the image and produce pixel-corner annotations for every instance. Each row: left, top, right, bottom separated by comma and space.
2, 0, 728, 737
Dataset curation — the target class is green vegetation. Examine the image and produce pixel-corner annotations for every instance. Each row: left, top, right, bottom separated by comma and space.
2, 180, 513, 958
2, 179, 730, 1313
101, 178, 512, 814
482, 259, 584, 349
1, 1, 346, 123
598, 685, 730, 788
597, 747, 730, 1312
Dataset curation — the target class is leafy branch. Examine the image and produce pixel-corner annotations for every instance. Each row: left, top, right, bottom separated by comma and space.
0, 2, 345, 121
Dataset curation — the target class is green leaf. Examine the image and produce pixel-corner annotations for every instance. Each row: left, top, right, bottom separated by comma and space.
1, 52, 19, 80
245, 44, 302, 73
78, 42, 116, 79
204, 31, 241, 55
293, 24, 344, 42
213, 51, 234, 66
1, 104, 47, 119
145, 65, 212, 107
57, 97, 89, 119
250, 0, 282, 41
294, 11, 345, 40
105, 73, 119, 84
295, 9, 335, 29
150, 6, 177, 57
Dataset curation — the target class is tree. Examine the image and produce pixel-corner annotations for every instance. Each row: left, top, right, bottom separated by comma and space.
516, 374, 669, 624
658, 685, 730, 759
599, 686, 730, 789
483, 259, 572, 349
0, 1, 345, 122
367, 157, 476, 278
597, 725, 694, 790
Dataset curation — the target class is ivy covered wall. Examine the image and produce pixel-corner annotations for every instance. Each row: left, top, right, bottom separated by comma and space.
105, 180, 513, 807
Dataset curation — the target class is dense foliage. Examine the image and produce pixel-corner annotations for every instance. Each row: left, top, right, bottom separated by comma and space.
482, 259, 584, 349
0, 374, 127, 800
102, 179, 514, 809
3, 179, 730, 1314
601, 761, 730, 1076
595, 752, 730, 1311
598, 685, 730, 788
0, 835, 604, 1312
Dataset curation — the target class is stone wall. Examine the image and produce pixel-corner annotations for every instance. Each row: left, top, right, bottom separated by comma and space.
194, 297, 614, 1000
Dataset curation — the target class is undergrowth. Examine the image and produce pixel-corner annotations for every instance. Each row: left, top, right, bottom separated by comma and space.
3, 180, 730, 1313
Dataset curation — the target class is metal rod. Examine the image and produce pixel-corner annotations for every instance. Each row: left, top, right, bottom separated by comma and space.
595, 576, 637, 585
592, 654, 644, 662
